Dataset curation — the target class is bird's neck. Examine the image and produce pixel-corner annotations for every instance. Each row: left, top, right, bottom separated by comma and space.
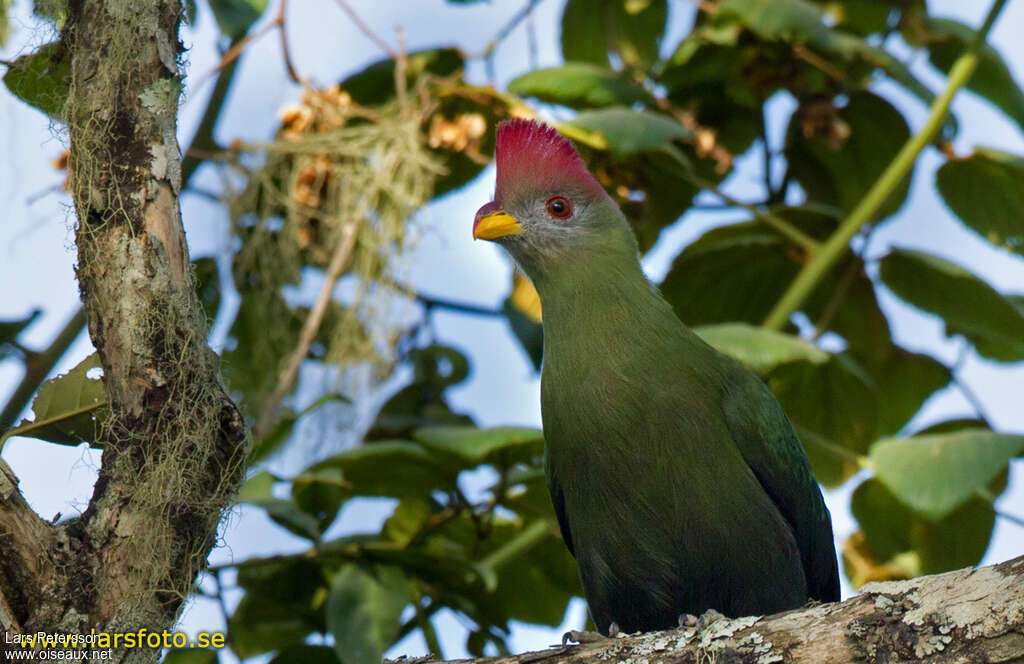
533, 251, 684, 361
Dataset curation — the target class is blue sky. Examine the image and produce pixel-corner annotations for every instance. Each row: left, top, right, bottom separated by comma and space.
1, 0, 1022, 659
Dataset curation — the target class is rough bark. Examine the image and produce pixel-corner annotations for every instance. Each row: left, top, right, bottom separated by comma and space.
452, 555, 1024, 664
0, 1, 247, 660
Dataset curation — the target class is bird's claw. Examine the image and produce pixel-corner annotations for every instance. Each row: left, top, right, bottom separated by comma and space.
678, 613, 698, 628
695, 609, 727, 631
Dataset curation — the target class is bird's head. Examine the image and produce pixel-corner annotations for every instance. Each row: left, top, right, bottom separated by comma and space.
473, 119, 636, 281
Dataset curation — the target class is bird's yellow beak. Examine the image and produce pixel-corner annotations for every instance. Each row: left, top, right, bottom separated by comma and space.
473, 210, 522, 240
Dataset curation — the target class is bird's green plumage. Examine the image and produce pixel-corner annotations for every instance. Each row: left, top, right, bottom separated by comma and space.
478, 119, 839, 634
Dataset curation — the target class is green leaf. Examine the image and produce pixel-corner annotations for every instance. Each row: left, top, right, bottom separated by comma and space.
822, 0, 899, 36
560, 0, 610, 66
770, 353, 878, 488
851, 478, 995, 575
507, 63, 654, 109
412, 426, 544, 469
2, 41, 70, 120
611, 0, 668, 70
162, 650, 217, 664
694, 323, 828, 374
383, 497, 433, 546
269, 645, 340, 664
1, 353, 106, 449
566, 108, 690, 157
301, 441, 458, 499
660, 219, 810, 326
292, 464, 347, 532
239, 471, 322, 540
230, 558, 327, 657
879, 248, 1024, 362
803, 258, 892, 359
921, 18, 1024, 133
718, 0, 831, 46
936, 148, 1024, 257
327, 565, 408, 664
560, 0, 667, 70
340, 48, 463, 107
785, 92, 912, 219
490, 526, 580, 625
862, 348, 950, 437
869, 429, 1024, 520
208, 0, 268, 37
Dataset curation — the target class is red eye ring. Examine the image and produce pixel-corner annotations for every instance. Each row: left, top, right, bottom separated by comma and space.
545, 195, 573, 219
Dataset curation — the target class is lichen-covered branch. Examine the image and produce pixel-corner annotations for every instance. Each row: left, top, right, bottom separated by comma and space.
1, 0, 249, 657
0, 458, 54, 633
454, 556, 1024, 664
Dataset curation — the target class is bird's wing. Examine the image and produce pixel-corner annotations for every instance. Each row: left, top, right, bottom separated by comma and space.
721, 370, 841, 602
545, 452, 575, 557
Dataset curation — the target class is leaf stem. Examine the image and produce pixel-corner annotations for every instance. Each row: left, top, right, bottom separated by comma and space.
761, 0, 1008, 331
476, 519, 551, 576
682, 173, 821, 254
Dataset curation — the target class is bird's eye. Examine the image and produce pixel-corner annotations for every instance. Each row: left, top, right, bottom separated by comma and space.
545, 196, 573, 219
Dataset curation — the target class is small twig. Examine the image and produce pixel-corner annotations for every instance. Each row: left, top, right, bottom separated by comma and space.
193, 20, 279, 91
418, 293, 504, 318
333, 0, 397, 58
994, 508, 1024, 529
682, 173, 821, 254
254, 215, 364, 439
276, 0, 302, 84
811, 257, 860, 341
478, 0, 542, 60
951, 343, 993, 425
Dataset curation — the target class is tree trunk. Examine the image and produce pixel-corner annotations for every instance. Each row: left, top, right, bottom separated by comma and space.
462, 555, 1024, 664
0, 1, 247, 661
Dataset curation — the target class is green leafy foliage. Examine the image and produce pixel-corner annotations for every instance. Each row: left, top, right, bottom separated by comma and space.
228, 557, 327, 657
915, 17, 1024, 132
851, 477, 996, 577
879, 248, 1024, 362
936, 148, 1024, 256
560, 0, 668, 70
769, 354, 877, 488
508, 63, 653, 109
1, 353, 106, 449
162, 650, 217, 664
870, 430, 1024, 520
208, 0, 269, 37
327, 565, 408, 664
786, 92, 912, 219
694, 323, 828, 374
566, 107, 690, 157
2, 41, 70, 120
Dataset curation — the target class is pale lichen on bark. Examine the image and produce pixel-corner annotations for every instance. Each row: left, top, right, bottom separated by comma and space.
460, 555, 1024, 664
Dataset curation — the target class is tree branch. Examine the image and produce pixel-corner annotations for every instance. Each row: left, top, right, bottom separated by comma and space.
3, 0, 250, 655
438, 556, 1024, 664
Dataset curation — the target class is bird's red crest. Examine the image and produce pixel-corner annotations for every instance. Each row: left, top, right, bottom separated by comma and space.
494, 118, 606, 204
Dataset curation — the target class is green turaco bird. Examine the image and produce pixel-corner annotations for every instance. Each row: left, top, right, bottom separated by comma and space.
473, 118, 840, 635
